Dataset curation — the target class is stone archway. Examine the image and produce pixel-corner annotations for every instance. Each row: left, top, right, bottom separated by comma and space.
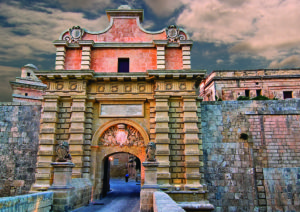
90, 119, 149, 199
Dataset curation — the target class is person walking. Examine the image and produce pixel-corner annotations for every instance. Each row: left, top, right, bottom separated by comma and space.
125, 173, 129, 182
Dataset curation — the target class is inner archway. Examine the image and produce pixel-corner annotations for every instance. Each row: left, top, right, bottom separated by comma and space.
102, 152, 141, 197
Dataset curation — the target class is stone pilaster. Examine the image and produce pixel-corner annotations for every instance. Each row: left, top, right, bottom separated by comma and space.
182, 46, 191, 70
154, 95, 171, 187
69, 96, 86, 178
183, 96, 202, 191
156, 46, 165, 70
32, 95, 60, 192
55, 46, 66, 70
82, 101, 93, 178
81, 46, 91, 70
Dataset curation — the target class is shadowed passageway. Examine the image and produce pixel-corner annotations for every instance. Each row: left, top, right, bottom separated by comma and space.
72, 179, 140, 212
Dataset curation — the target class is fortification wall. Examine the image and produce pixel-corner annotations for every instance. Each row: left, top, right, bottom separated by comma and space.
0, 102, 41, 197
201, 99, 300, 211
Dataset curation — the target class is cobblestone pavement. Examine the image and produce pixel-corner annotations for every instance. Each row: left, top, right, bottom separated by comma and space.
72, 178, 141, 212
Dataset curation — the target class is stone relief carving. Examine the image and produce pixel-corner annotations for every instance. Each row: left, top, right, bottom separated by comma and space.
166, 25, 186, 43
166, 83, 172, 90
56, 82, 64, 90
69, 82, 77, 90
146, 142, 156, 161
179, 82, 186, 90
56, 141, 72, 162
99, 124, 145, 147
111, 85, 118, 92
139, 84, 145, 92
125, 85, 132, 92
98, 85, 105, 92
63, 26, 84, 43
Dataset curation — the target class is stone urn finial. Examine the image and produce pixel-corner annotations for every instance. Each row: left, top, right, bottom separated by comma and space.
56, 141, 72, 162
146, 142, 156, 161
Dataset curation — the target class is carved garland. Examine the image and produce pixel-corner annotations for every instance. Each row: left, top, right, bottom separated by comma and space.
99, 124, 145, 147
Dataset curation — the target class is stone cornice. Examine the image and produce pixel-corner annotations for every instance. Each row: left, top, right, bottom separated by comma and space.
203, 75, 300, 90
53, 40, 193, 48
34, 70, 94, 80
10, 81, 47, 90
147, 70, 206, 80
12, 94, 43, 100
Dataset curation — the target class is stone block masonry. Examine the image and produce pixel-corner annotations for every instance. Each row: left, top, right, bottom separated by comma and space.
0, 191, 53, 212
0, 102, 41, 197
201, 99, 300, 212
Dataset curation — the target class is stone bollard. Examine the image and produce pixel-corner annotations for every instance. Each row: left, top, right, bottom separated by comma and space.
48, 162, 75, 212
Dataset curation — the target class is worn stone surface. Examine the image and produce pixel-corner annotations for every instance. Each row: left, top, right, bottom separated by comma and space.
200, 69, 300, 101
202, 99, 300, 211
153, 191, 185, 212
0, 191, 53, 211
0, 103, 41, 197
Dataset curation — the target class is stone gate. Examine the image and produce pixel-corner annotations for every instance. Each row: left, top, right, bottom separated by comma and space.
30, 5, 207, 203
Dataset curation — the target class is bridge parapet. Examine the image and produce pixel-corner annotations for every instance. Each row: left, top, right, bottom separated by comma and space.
0, 191, 53, 211
153, 191, 185, 212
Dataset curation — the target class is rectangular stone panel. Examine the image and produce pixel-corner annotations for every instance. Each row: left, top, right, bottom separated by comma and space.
100, 104, 143, 117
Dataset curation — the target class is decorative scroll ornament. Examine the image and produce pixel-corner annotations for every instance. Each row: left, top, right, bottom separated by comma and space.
56, 141, 72, 162
63, 26, 84, 43
166, 25, 186, 43
146, 142, 156, 161
99, 124, 145, 147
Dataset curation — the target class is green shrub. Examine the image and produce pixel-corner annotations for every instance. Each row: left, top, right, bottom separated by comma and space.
251, 95, 270, 100
237, 96, 250, 101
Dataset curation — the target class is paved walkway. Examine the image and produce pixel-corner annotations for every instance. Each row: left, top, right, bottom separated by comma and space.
72, 178, 141, 212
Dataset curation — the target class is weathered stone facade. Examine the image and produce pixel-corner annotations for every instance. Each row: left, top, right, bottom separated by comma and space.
202, 99, 300, 211
200, 69, 300, 101
0, 102, 41, 197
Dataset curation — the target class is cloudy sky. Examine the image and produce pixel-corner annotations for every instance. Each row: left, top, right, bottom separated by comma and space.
0, 0, 300, 101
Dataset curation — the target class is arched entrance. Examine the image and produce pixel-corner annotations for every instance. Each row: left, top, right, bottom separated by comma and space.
102, 152, 141, 197
91, 119, 149, 199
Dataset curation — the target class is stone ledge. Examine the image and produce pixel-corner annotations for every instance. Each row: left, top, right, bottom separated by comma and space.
178, 201, 214, 211
153, 191, 185, 212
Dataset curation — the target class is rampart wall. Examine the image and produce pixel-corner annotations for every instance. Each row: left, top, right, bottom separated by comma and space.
0, 102, 41, 197
201, 99, 300, 211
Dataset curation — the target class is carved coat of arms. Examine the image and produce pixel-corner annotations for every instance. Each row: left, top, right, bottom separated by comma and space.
63, 26, 84, 43
166, 25, 186, 43
99, 124, 145, 147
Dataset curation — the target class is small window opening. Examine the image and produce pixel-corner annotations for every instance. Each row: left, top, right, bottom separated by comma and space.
256, 89, 261, 96
27, 72, 31, 77
283, 91, 292, 99
25, 93, 28, 96
255, 82, 259, 85
118, 58, 129, 73
245, 90, 250, 97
